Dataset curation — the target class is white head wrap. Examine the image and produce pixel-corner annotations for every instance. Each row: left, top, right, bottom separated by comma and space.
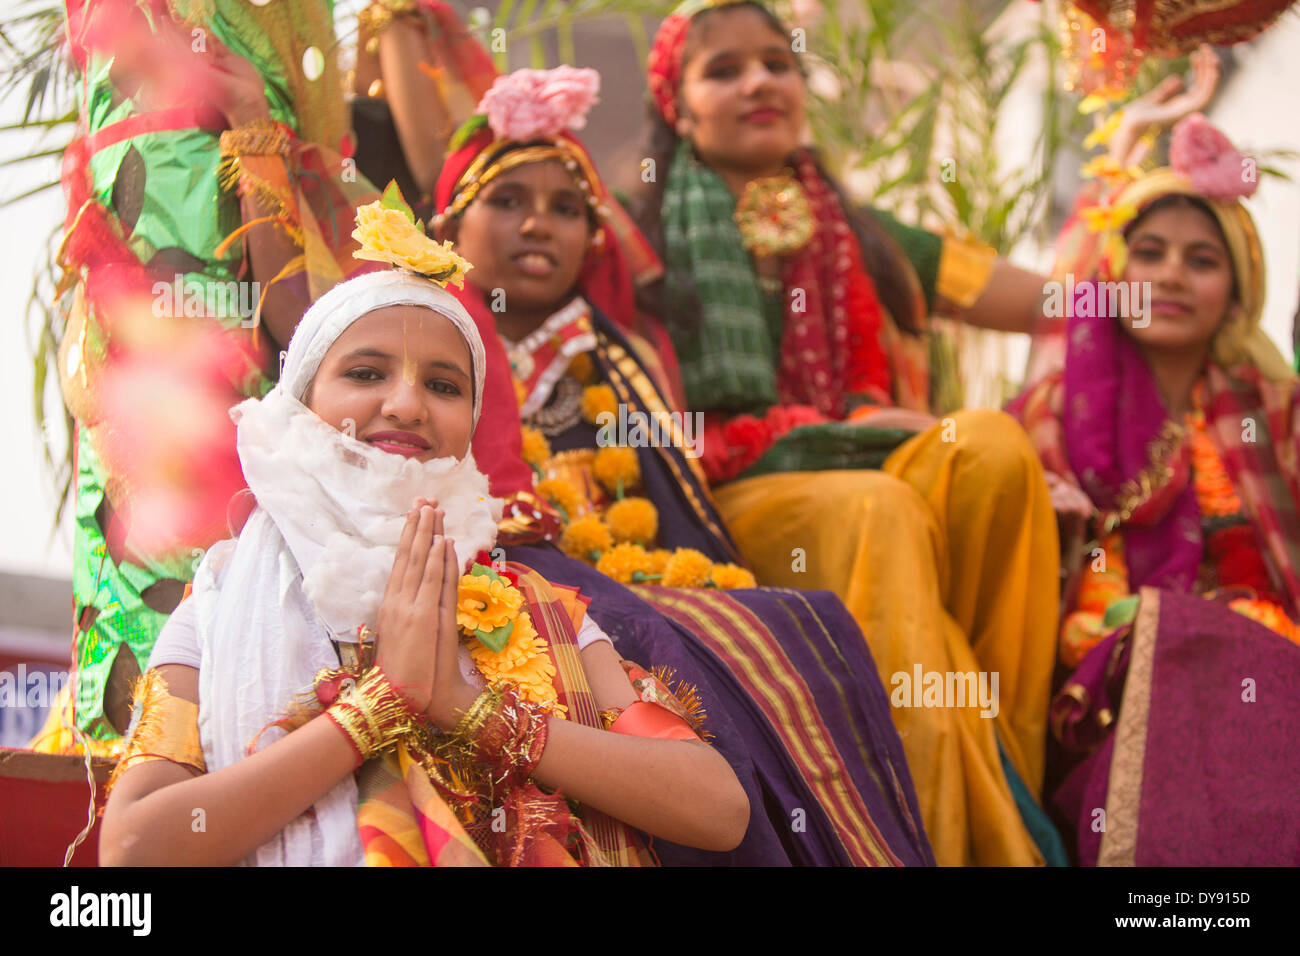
192, 269, 501, 867
278, 269, 488, 426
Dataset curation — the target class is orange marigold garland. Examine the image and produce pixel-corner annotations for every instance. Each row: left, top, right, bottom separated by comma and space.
457, 561, 565, 716
1060, 396, 1300, 662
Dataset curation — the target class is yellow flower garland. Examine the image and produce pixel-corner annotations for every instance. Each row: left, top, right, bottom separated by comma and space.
605, 497, 658, 545
580, 383, 619, 425
457, 568, 565, 717
520, 426, 552, 468
592, 446, 640, 495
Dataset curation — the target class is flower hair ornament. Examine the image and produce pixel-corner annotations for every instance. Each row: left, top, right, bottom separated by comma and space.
353, 181, 474, 287
435, 66, 609, 226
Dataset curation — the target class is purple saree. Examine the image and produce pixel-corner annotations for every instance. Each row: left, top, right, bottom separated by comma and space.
1012, 283, 1300, 865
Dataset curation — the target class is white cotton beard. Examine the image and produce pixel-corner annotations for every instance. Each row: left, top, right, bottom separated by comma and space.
232, 387, 502, 638
192, 388, 501, 867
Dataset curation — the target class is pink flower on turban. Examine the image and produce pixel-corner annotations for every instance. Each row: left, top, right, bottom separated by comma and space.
478, 66, 601, 141
1170, 113, 1257, 202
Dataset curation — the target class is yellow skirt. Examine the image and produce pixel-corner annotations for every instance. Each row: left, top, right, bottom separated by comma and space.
714, 409, 1059, 866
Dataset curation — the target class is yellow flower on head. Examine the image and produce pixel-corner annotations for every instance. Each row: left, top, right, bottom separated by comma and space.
592, 446, 640, 495
1082, 109, 1124, 151
1080, 156, 1142, 184
535, 477, 583, 520
568, 352, 596, 385
559, 514, 612, 562
1102, 232, 1129, 280
457, 572, 525, 635
1081, 201, 1137, 234
709, 563, 756, 589
604, 496, 658, 545
352, 201, 472, 287
520, 426, 552, 468
513, 378, 527, 408
662, 548, 713, 588
596, 543, 654, 584
581, 383, 619, 425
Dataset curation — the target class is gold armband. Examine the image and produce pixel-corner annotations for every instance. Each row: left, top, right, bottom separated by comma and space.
937, 229, 998, 311
105, 669, 206, 798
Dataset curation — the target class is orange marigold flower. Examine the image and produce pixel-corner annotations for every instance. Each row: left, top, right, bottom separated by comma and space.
457, 573, 525, 635
592, 445, 640, 495
581, 383, 619, 425
596, 543, 655, 584
513, 378, 528, 408
559, 514, 612, 562
646, 549, 673, 575
662, 548, 713, 588
604, 496, 658, 545
1060, 610, 1107, 669
1228, 598, 1300, 644
468, 610, 565, 714
709, 563, 756, 589
568, 352, 596, 385
1188, 410, 1242, 516
520, 426, 551, 468
535, 476, 583, 520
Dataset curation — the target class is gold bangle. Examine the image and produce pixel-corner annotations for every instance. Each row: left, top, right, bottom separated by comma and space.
452, 686, 503, 741
219, 117, 290, 161
359, 0, 420, 53
323, 666, 422, 763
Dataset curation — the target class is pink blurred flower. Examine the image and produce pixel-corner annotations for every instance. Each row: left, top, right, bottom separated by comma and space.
791, 0, 824, 28
94, 308, 262, 563
1170, 113, 1257, 202
478, 66, 600, 141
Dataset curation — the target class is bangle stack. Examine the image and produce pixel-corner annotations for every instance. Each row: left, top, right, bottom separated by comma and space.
316, 666, 423, 766
453, 685, 550, 787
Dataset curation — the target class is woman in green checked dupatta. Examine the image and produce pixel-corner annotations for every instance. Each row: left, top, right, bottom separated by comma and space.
32, 0, 375, 754
634, 0, 1068, 867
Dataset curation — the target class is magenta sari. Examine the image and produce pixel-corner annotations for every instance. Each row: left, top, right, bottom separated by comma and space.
1010, 284, 1300, 865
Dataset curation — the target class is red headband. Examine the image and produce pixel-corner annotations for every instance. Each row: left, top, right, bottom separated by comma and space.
433, 125, 660, 329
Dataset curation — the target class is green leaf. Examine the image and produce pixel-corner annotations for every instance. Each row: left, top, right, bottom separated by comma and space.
380, 180, 416, 224
470, 562, 506, 585
474, 619, 514, 654
447, 114, 489, 153
1103, 594, 1141, 630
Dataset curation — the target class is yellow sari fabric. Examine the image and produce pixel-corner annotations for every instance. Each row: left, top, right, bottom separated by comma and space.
713, 408, 1059, 866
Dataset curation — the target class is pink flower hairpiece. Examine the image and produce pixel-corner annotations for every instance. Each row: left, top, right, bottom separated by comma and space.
1170, 113, 1257, 202
476, 66, 601, 142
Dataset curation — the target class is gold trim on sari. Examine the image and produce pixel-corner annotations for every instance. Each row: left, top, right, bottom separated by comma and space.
1097, 587, 1160, 867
